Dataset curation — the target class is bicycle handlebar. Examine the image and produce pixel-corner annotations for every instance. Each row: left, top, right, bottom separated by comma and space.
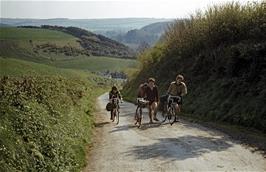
167, 95, 181, 103
136, 98, 144, 101
136, 98, 149, 104
168, 95, 181, 99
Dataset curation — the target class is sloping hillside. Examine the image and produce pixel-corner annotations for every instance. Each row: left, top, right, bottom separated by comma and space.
18, 25, 134, 58
0, 27, 138, 72
0, 27, 82, 63
123, 2, 266, 132
114, 21, 172, 50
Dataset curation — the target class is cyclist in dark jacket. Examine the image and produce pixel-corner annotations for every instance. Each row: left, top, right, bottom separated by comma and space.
145, 78, 159, 123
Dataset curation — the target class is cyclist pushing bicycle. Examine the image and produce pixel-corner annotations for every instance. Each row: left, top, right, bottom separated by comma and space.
164, 74, 187, 123
135, 82, 149, 127
135, 78, 159, 125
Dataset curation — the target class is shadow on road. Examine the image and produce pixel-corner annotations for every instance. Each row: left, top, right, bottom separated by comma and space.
138, 122, 162, 130
109, 124, 136, 133
120, 111, 136, 117
94, 122, 110, 128
125, 135, 233, 161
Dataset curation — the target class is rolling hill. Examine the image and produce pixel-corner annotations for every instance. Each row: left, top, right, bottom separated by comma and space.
112, 21, 173, 50
0, 27, 138, 72
17, 25, 134, 58
1, 18, 172, 33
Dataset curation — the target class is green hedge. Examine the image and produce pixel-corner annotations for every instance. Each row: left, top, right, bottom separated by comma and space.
0, 75, 105, 171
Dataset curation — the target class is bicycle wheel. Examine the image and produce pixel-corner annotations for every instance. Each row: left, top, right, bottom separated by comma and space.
135, 106, 139, 124
116, 108, 119, 125
138, 107, 142, 128
162, 110, 168, 123
161, 104, 167, 123
167, 106, 172, 121
135, 106, 141, 127
169, 106, 176, 125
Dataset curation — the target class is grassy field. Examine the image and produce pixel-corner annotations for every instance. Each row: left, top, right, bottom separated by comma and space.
0, 27, 76, 40
0, 27, 81, 62
0, 57, 79, 76
52, 56, 138, 71
0, 27, 137, 72
0, 27, 82, 52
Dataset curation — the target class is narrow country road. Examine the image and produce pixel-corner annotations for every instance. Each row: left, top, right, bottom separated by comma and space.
83, 93, 266, 172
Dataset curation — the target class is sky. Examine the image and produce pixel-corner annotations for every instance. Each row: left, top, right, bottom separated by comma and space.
1, 0, 257, 19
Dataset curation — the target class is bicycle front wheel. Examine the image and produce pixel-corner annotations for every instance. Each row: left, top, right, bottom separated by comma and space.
116, 108, 119, 125
138, 108, 142, 128
169, 106, 176, 124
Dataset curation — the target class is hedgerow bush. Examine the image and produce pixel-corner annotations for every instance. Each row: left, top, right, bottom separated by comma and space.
0, 75, 103, 171
164, 1, 265, 57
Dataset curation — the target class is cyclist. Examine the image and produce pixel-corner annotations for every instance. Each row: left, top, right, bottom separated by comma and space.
135, 82, 148, 121
167, 74, 187, 121
109, 86, 123, 121
145, 78, 159, 123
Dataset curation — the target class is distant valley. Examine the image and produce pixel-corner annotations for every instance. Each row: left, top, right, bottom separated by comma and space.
110, 21, 173, 50
1, 18, 172, 33
1, 18, 174, 52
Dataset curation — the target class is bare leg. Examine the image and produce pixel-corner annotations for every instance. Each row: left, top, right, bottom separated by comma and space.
175, 104, 181, 121
148, 105, 153, 123
135, 106, 139, 120
175, 104, 181, 113
152, 102, 159, 121
112, 111, 114, 121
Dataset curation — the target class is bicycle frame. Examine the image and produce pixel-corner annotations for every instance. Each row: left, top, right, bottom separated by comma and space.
135, 98, 149, 128
162, 95, 181, 125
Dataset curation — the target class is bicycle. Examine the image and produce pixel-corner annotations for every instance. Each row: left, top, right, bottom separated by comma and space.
162, 95, 181, 125
135, 98, 149, 128
111, 97, 121, 125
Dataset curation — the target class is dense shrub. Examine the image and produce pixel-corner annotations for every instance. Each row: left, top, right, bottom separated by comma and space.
0, 75, 104, 171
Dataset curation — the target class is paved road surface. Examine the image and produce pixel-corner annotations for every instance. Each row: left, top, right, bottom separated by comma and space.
83, 93, 266, 172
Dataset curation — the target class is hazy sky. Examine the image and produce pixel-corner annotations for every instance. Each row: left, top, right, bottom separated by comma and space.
1, 0, 256, 19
